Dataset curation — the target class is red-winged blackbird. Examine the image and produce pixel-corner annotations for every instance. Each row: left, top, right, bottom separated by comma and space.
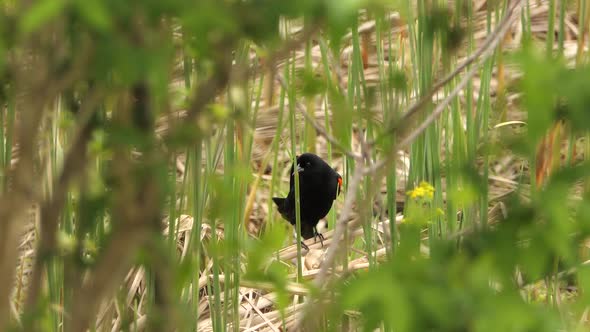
273, 153, 342, 249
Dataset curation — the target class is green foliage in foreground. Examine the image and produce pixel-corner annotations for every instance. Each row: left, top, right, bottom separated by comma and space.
0, 0, 590, 331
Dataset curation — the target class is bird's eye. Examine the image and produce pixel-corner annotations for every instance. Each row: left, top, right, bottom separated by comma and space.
306, 161, 311, 166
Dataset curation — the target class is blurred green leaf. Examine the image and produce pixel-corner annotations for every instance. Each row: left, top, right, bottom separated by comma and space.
244, 225, 288, 278
73, 0, 112, 32
298, 68, 327, 97
515, 52, 557, 145
329, 85, 352, 145
325, 0, 365, 51
389, 69, 408, 92
20, 0, 67, 34
341, 267, 410, 331
244, 225, 290, 309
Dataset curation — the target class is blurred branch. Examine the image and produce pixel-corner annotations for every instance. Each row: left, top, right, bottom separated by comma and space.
24, 89, 104, 317
0, 95, 45, 330
67, 84, 166, 332
184, 45, 234, 123
184, 24, 319, 126
261, 24, 321, 74
0, 28, 71, 329
68, 225, 151, 332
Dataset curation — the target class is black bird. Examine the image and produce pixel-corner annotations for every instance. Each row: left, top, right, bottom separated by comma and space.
273, 153, 342, 249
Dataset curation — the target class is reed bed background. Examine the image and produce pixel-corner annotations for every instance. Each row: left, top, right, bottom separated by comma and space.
2, 0, 590, 331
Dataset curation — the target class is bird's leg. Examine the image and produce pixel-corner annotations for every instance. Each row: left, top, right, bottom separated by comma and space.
300, 241, 309, 251
313, 226, 325, 247
293, 230, 309, 251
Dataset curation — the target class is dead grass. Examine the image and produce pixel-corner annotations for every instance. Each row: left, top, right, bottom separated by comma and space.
10, 0, 590, 330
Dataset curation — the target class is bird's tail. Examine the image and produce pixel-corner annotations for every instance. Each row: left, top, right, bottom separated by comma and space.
272, 197, 286, 214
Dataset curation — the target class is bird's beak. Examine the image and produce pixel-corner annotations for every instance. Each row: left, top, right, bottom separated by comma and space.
337, 177, 343, 196
296, 163, 304, 173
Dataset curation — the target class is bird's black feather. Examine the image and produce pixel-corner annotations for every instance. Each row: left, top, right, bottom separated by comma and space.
272, 153, 342, 245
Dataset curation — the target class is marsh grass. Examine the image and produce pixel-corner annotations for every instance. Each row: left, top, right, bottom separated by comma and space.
4, 0, 590, 331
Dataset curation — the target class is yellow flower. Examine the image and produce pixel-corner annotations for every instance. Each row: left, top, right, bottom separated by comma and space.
407, 181, 435, 200
420, 181, 435, 194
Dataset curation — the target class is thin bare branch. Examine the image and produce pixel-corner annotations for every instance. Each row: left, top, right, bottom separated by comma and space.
369, 0, 524, 146
275, 74, 363, 160
366, 0, 524, 175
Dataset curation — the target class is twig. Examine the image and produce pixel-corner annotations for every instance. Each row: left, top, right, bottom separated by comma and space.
290, 165, 364, 331
369, 0, 524, 146
240, 290, 281, 332
313, 164, 364, 285
365, 58, 480, 174
175, 25, 318, 140
275, 74, 363, 160
262, 24, 321, 74
293, 3, 525, 329
365, 0, 524, 175
215, 274, 309, 296
185, 67, 231, 123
